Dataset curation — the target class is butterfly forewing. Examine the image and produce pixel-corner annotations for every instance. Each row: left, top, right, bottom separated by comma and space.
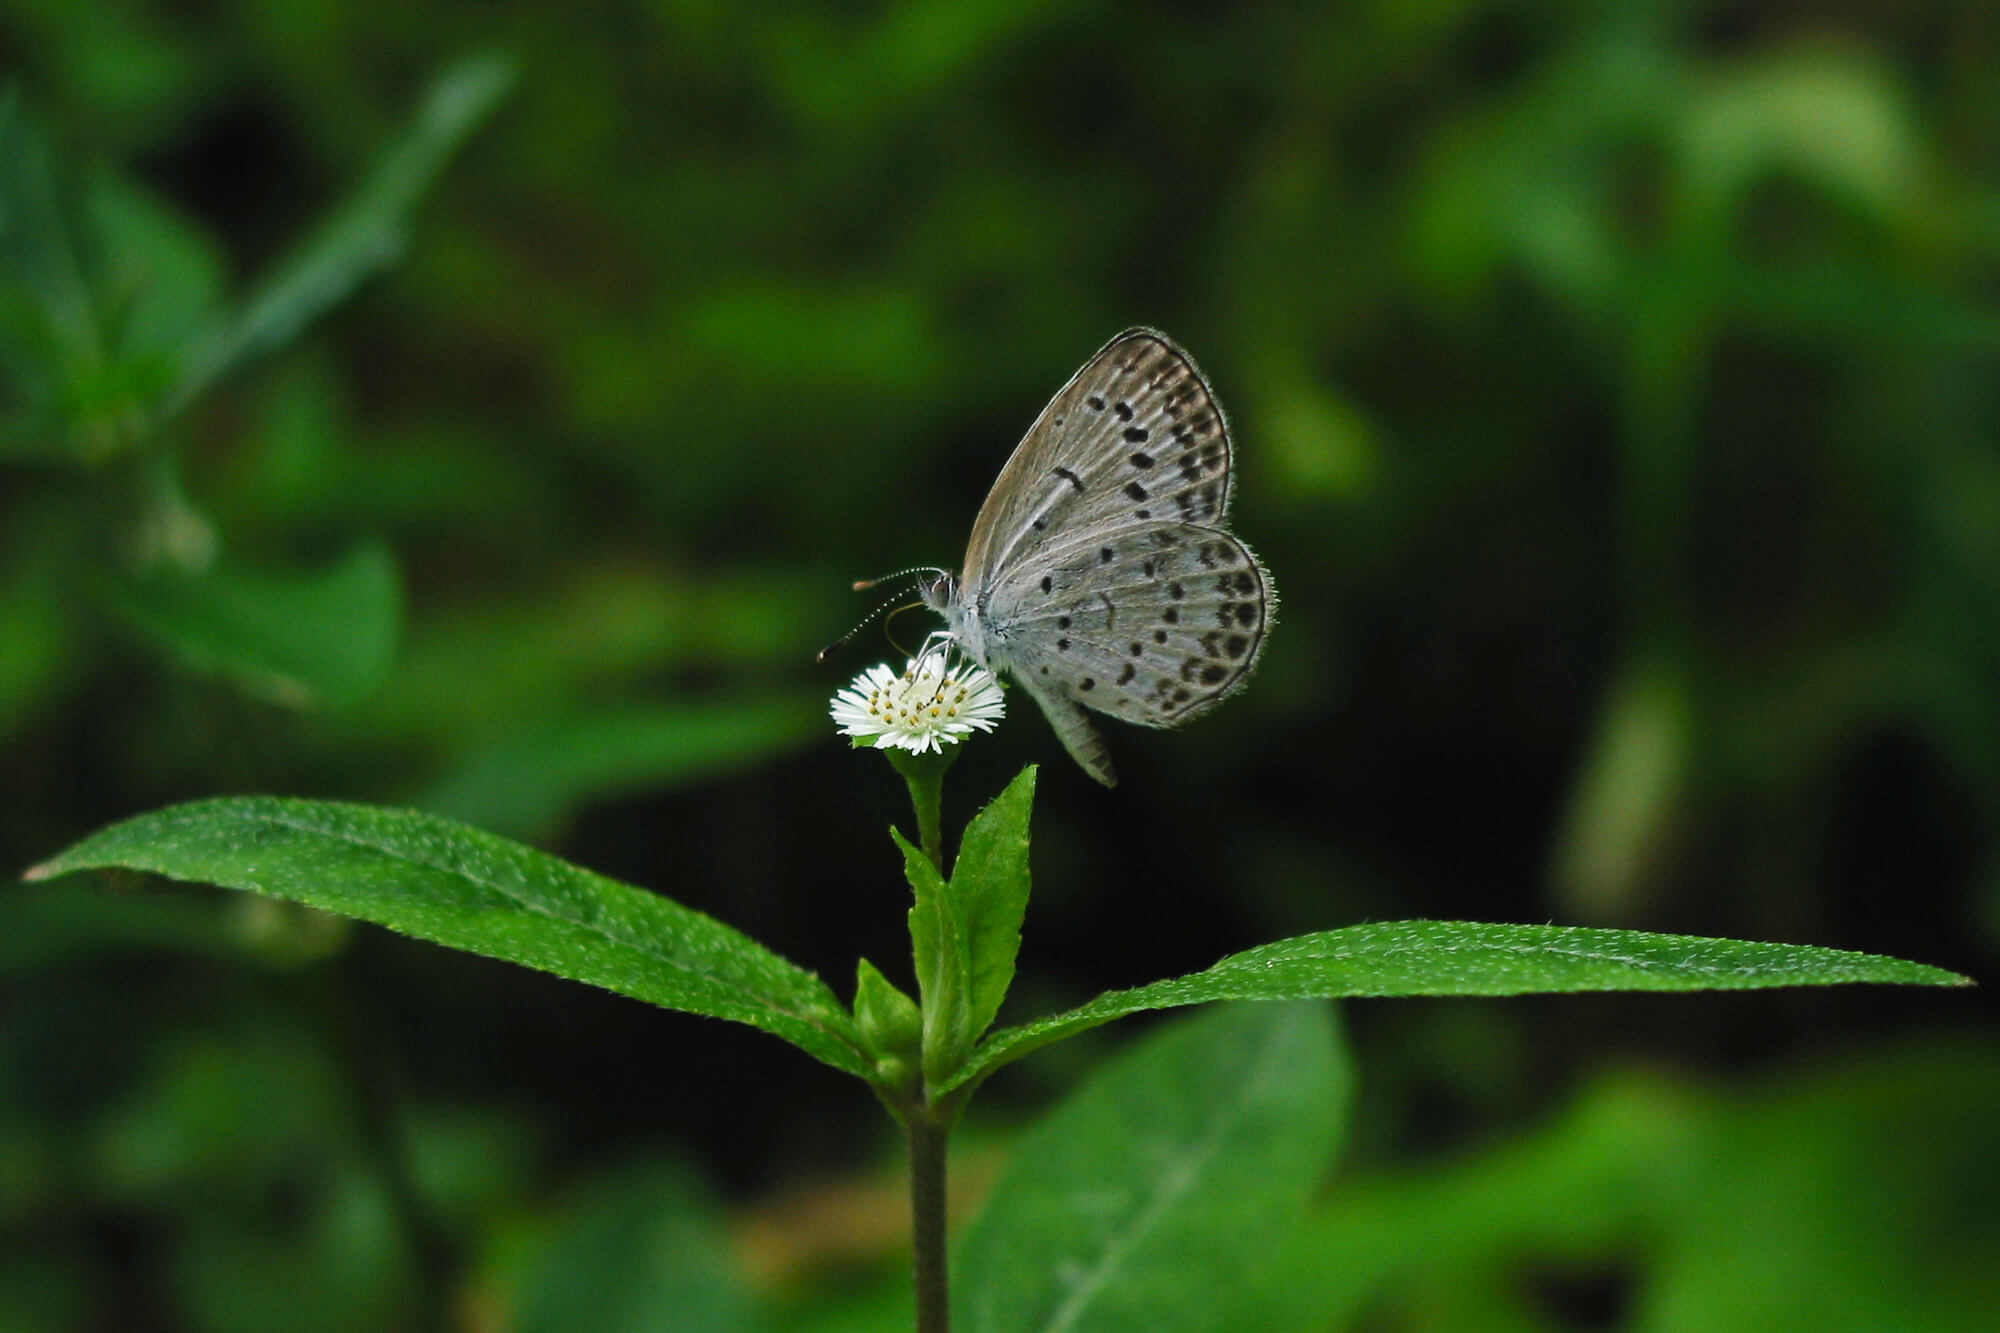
959, 329, 1234, 592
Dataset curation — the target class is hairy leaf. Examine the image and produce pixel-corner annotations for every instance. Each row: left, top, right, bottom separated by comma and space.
945, 921, 1968, 1095
27, 798, 870, 1076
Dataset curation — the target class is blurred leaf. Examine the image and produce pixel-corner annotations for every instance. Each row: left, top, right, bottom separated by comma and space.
176, 1166, 415, 1333
0, 1245, 85, 1333
1677, 45, 1918, 229
765, 1273, 912, 1333
401, 1104, 541, 1235
84, 167, 227, 386
1649, 1038, 2000, 1331
680, 279, 941, 401
162, 51, 515, 418
1255, 371, 1379, 503
946, 922, 1967, 1094
1727, 259, 2000, 355
0, 879, 246, 974
0, 3, 199, 144
92, 1024, 346, 1199
421, 697, 823, 838
955, 1001, 1348, 1333
494, 1160, 755, 1333
0, 566, 70, 745
350, 566, 822, 753
78, 1018, 421, 1331
0, 86, 106, 458
102, 537, 403, 707
1242, 1038, 2000, 1332
1406, 22, 1672, 311
26, 798, 873, 1077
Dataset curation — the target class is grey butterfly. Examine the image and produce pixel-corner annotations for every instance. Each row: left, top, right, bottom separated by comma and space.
922, 329, 1274, 786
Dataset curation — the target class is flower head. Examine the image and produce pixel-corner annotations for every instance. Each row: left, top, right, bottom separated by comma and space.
830, 646, 1005, 756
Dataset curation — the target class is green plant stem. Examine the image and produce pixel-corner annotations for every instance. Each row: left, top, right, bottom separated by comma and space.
888, 744, 954, 1326
908, 1116, 952, 1333
888, 747, 952, 873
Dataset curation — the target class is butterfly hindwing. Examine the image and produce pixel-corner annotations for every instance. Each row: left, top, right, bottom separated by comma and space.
980, 521, 1273, 728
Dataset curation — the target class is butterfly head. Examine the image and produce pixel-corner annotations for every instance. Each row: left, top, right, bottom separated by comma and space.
918, 569, 957, 616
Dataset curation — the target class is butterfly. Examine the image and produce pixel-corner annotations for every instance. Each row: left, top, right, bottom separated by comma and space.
921, 329, 1274, 786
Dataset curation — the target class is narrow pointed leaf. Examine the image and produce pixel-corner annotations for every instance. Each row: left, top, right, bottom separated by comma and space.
950, 765, 1035, 1039
898, 826, 971, 1083
956, 1001, 1348, 1333
25, 798, 870, 1076
943, 921, 1970, 1095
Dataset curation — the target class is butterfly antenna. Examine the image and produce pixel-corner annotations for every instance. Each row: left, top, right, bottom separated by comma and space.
816, 568, 950, 664
849, 564, 949, 593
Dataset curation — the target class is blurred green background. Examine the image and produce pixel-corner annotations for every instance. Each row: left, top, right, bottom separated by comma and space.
4, 1, 1996, 1329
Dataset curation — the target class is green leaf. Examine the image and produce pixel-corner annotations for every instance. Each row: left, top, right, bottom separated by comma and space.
1239, 1039, 2000, 1331
496, 1160, 756, 1333
955, 1001, 1349, 1333
24, 798, 871, 1077
0, 548, 71, 744
161, 52, 515, 417
951, 765, 1036, 1041
0, 87, 106, 457
419, 697, 822, 838
943, 921, 1970, 1095
898, 825, 970, 1086
0, 875, 251, 973
853, 957, 922, 1079
102, 538, 404, 707
85, 168, 228, 385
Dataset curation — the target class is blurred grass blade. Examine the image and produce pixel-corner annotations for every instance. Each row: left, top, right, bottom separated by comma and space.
162, 52, 514, 417
101, 537, 403, 707
25, 797, 872, 1077
955, 1001, 1348, 1333
1549, 656, 1693, 922
944, 921, 1970, 1095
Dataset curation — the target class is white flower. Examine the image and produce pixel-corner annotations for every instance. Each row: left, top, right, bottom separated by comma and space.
830, 646, 1006, 755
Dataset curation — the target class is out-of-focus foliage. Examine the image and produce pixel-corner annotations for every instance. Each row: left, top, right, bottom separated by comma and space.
3, 0, 1996, 1329
1243, 1034, 2000, 1331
